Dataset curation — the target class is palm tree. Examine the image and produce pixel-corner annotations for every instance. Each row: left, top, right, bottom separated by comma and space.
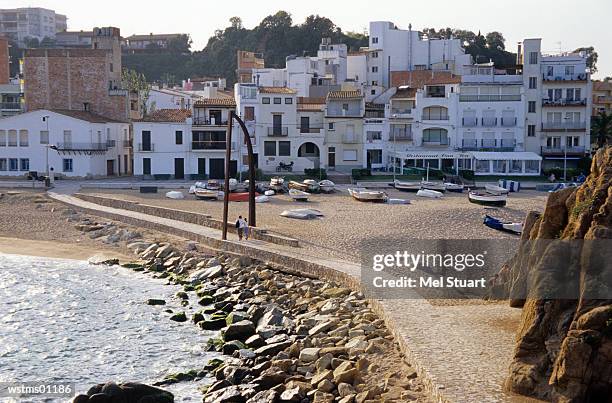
591, 111, 612, 148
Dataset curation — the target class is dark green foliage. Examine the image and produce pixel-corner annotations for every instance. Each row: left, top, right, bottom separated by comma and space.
304, 168, 327, 179
351, 168, 372, 179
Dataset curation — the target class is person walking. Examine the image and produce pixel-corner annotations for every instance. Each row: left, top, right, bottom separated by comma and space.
244, 218, 250, 240
236, 215, 244, 240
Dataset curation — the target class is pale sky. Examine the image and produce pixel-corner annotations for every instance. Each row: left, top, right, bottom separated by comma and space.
5, 0, 611, 78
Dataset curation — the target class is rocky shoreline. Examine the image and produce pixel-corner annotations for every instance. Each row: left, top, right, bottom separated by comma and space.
72, 213, 431, 403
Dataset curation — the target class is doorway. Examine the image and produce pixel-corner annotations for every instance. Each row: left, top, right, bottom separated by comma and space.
174, 158, 184, 179
106, 160, 115, 176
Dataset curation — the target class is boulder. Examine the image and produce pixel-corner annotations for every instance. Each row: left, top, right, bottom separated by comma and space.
224, 320, 256, 342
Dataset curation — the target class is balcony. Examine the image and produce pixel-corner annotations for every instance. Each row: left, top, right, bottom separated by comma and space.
268, 127, 288, 137
106, 139, 116, 148
421, 114, 449, 121
542, 73, 588, 82
191, 141, 235, 151
138, 143, 155, 152
109, 89, 128, 96
123, 139, 133, 148
390, 108, 413, 118
53, 142, 109, 151
299, 127, 322, 134
421, 138, 449, 147
501, 117, 517, 127
541, 146, 586, 155
459, 94, 522, 102
542, 98, 587, 107
462, 117, 477, 127
459, 139, 516, 151
342, 134, 360, 144
389, 130, 412, 141
481, 117, 498, 127
193, 117, 229, 126
0, 102, 21, 110
541, 122, 587, 131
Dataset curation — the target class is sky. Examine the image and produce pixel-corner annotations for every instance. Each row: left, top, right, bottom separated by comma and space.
4, 0, 611, 78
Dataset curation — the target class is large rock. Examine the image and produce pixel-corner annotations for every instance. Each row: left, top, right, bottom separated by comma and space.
224, 320, 256, 342
501, 147, 612, 402
77, 382, 173, 403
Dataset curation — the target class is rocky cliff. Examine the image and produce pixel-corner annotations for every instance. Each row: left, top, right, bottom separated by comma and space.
504, 147, 612, 402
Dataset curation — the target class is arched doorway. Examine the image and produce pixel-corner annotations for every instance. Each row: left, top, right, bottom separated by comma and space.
298, 142, 320, 158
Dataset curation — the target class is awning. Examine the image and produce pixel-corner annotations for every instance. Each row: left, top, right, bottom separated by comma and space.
390, 150, 473, 159
470, 151, 542, 161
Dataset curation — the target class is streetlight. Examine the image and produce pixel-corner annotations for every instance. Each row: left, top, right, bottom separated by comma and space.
42, 115, 50, 176
392, 114, 397, 182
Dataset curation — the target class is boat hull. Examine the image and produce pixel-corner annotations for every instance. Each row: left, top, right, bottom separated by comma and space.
195, 190, 218, 200
228, 192, 260, 202
468, 192, 507, 207
288, 181, 310, 192
348, 188, 387, 203
393, 181, 421, 192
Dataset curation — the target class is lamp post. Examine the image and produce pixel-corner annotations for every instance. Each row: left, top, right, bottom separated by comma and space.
42, 115, 50, 176
392, 114, 397, 182
563, 116, 570, 181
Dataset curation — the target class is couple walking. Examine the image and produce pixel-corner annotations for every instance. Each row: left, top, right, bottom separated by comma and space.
235, 215, 250, 241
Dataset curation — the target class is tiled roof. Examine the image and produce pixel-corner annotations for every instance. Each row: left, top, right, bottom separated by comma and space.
50, 109, 125, 123
297, 97, 325, 111
365, 102, 385, 110
137, 109, 192, 123
327, 90, 362, 100
392, 87, 417, 99
593, 81, 612, 91
391, 70, 461, 88
193, 98, 236, 107
297, 97, 326, 104
258, 87, 297, 94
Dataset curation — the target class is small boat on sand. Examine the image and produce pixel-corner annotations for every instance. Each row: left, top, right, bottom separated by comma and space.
468, 191, 507, 207
227, 192, 260, 202
280, 208, 323, 220
289, 189, 310, 201
270, 177, 285, 192
420, 181, 446, 192
416, 189, 443, 198
484, 184, 509, 195
288, 181, 310, 192
393, 180, 421, 192
444, 182, 464, 193
195, 189, 219, 200
303, 179, 320, 193
255, 195, 270, 203
166, 191, 184, 199
318, 180, 335, 193
348, 188, 388, 203
206, 180, 221, 191
483, 215, 522, 234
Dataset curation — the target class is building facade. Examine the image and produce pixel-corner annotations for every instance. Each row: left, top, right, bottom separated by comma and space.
592, 80, 612, 116
0, 7, 67, 46
324, 90, 365, 173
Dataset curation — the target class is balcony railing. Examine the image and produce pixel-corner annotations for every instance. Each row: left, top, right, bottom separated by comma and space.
542, 73, 588, 82
481, 117, 498, 127
54, 142, 109, 151
460, 139, 478, 150
123, 139, 133, 148
542, 98, 587, 107
390, 130, 413, 141
459, 94, 522, 102
106, 140, 116, 148
462, 117, 477, 127
138, 143, 155, 152
421, 115, 449, 121
267, 127, 288, 137
191, 141, 235, 151
193, 117, 228, 126
390, 108, 413, 118
458, 139, 516, 151
342, 134, 360, 144
541, 146, 586, 155
0, 102, 21, 110
501, 117, 517, 127
299, 127, 322, 134
421, 138, 449, 146
542, 122, 587, 131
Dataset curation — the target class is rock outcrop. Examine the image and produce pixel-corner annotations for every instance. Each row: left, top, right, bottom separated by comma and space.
503, 147, 612, 402
74, 382, 173, 403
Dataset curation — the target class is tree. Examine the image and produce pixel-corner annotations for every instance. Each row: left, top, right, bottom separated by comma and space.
122, 68, 150, 115
167, 34, 192, 54
40, 36, 56, 48
23, 37, 40, 48
574, 46, 598, 73
229, 17, 243, 30
485, 31, 505, 51
591, 111, 612, 148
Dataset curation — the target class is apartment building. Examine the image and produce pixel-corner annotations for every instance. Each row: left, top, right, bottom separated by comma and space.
324, 90, 365, 173
237, 51, 264, 84
0, 7, 67, 46
521, 39, 591, 170
55, 30, 94, 48
592, 81, 612, 116
0, 36, 21, 117
122, 33, 187, 53
0, 109, 130, 177
364, 102, 387, 170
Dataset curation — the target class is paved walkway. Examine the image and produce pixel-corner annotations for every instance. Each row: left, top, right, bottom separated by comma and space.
49, 188, 527, 403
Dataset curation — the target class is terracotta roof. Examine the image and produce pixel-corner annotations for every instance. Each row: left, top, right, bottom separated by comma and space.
297, 97, 326, 104
593, 81, 612, 91
50, 109, 125, 123
392, 87, 417, 99
138, 109, 192, 123
258, 87, 296, 94
391, 70, 461, 88
365, 102, 385, 110
327, 90, 362, 100
193, 98, 236, 107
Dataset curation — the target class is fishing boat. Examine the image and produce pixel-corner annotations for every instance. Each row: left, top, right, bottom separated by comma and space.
303, 179, 321, 193
484, 184, 509, 195
195, 188, 219, 200
444, 182, 465, 193
269, 177, 285, 192
227, 192, 260, 202
280, 208, 323, 220
393, 180, 421, 192
289, 189, 310, 201
288, 181, 310, 192
348, 188, 388, 203
420, 181, 446, 192
483, 215, 522, 235
206, 180, 221, 191
416, 189, 443, 198
318, 180, 335, 193
468, 191, 507, 207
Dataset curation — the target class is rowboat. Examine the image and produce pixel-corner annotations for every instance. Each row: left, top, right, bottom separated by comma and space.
393, 180, 421, 192
420, 181, 446, 192
484, 184, 509, 195
348, 188, 388, 203
270, 177, 285, 192
303, 179, 320, 193
468, 191, 507, 207
444, 182, 464, 193
206, 180, 221, 191
483, 215, 522, 234
195, 189, 219, 200
318, 180, 335, 193
255, 195, 270, 203
288, 181, 310, 192
289, 189, 310, 201
280, 208, 323, 220
416, 189, 443, 198
166, 191, 184, 199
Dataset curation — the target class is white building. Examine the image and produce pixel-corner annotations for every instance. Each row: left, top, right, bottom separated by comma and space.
0, 109, 130, 177
0, 7, 67, 46
520, 39, 591, 170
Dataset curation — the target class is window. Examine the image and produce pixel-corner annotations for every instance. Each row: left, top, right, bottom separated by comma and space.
284, 98, 293, 104
343, 149, 358, 161
525, 160, 539, 173
61, 158, 73, 172
371, 51, 378, 58
372, 81, 378, 86
371, 89, 376, 95
566, 88, 575, 101
244, 106, 255, 121
0, 158, 6, 171
278, 141, 290, 156
8, 158, 18, 171
40, 130, 49, 144
328, 122, 335, 130
528, 101, 536, 113
0, 130, 5, 146
422, 106, 449, 120
546, 66, 554, 77
422, 128, 449, 144
372, 66, 378, 73
142, 158, 151, 175
529, 51, 538, 64
264, 141, 276, 156
300, 116, 310, 132
565, 66, 574, 76
475, 159, 490, 173
368, 149, 383, 164
528, 77, 537, 89
574, 88, 581, 100
109, 62, 113, 72
566, 136, 580, 147
273, 97, 281, 104
175, 130, 183, 145
8, 130, 17, 146
19, 158, 29, 171
426, 85, 446, 98
342, 103, 349, 111
262, 97, 270, 104
492, 160, 507, 173
372, 37, 378, 44
367, 131, 382, 141
527, 124, 536, 137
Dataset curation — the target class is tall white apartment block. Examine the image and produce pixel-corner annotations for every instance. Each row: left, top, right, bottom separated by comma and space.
0, 7, 67, 46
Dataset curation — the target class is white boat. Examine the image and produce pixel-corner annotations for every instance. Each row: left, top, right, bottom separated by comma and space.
194, 189, 219, 200
387, 198, 411, 205
289, 189, 310, 201
264, 190, 275, 196
416, 189, 443, 198
303, 179, 320, 193
444, 182, 464, 193
393, 180, 421, 192
280, 209, 323, 220
255, 195, 270, 203
165, 191, 184, 199
348, 188, 388, 203
206, 180, 221, 191
270, 177, 285, 192
318, 180, 335, 193
468, 191, 507, 207
228, 178, 238, 192
484, 184, 509, 195
420, 181, 446, 192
